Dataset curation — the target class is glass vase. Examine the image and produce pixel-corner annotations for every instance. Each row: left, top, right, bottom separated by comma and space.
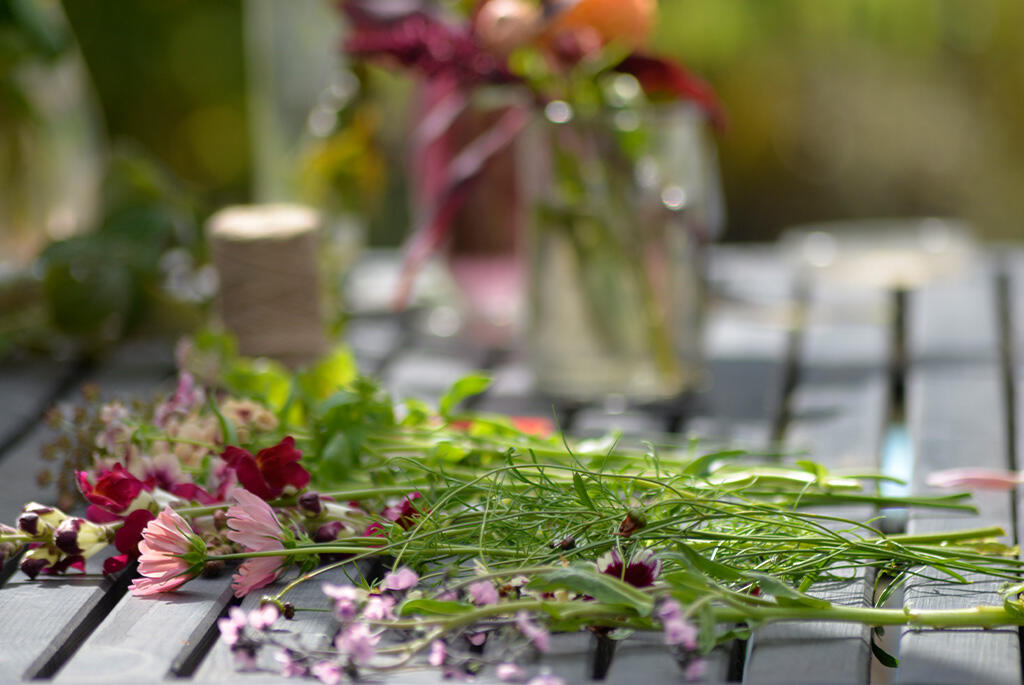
524, 100, 721, 403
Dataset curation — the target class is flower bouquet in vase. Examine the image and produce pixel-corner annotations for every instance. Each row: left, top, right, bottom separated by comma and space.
340, 0, 724, 397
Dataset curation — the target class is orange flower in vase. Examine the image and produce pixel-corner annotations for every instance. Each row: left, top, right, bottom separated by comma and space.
547, 0, 656, 50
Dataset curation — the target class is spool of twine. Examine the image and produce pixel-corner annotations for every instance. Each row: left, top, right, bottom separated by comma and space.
208, 204, 327, 367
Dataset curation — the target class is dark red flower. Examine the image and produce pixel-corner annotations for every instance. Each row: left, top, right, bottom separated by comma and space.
220, 436, 310, 501
614, 53, 726, 131
103, 508, 158, 576
383, 492, 424, 530
77, 465, 150, 523
597, 547, 661, 587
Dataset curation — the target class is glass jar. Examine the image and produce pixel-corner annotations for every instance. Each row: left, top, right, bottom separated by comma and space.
524, 99, 722, 402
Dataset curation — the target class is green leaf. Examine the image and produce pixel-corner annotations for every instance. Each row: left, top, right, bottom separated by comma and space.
399, 599, 473, 617
439, 374, 492, 417
682, 449, 746, 477
871, 636, 899, 668
573, 473, 596, 510
664, 545, 744, 582
297, 346, 357, 400
742, 572, 831, 609
528, 565, 654, 617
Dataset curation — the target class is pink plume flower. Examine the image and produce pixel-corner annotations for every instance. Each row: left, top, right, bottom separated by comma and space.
925, 468, 1023, 491
129, 506, 206, 596
225, 488, 288, 597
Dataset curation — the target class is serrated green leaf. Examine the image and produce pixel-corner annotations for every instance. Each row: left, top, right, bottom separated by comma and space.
528, 565, 654, 617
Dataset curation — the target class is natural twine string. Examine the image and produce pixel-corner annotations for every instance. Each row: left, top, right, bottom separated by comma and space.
208, 204, 326, 367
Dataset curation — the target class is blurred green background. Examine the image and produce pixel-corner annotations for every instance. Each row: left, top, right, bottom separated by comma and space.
8, 0, 1024, 255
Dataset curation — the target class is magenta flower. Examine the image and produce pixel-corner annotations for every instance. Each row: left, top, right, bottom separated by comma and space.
225, 488, 289, 597
129, 506, 206, 596
380, 566, 419, 591
516, 611, 550, 652
925, 468, 1023, 491
596, 547, 662, 587
221, 436, 310, 501
382, 492, 424, 530
334, 623, 380, 664
467, 579, 499, 605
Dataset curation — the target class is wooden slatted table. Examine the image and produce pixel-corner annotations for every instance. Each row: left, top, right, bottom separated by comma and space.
1, 243, 1021, 685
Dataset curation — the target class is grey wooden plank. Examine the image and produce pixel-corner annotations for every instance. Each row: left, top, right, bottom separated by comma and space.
744, 279, 890, 685
688, 246, 793, 447
54, 575, 235, 682
897, 267, 1020, 685
0, 357, 75, 449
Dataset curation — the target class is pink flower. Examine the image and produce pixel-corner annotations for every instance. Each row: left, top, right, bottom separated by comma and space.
324, 583, 363, 621
428, 640, 447, 667
217, 607, 248, 646
683, 659, 707, 681
516, 611, 550, 652
361, 594, 395, 621
925, 468, 1023, 491
311, 660, 343, 685
467, 579, 499, 605
129, 507, 206, 596
334, 623, 380, 664
663, 618, 698, 648
596, 547, 662, 587
380, 567, 419, 591
154, 371, 204, 427
496, 662, 527, 682
527, 670, 565, 685
275, 649, 308, 678
221, 436, 310, 501
382, 492, 424, 530
249, 604, 279, 630
225, 489, 288, 597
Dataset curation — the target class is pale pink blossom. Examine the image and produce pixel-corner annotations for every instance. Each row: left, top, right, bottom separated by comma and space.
249, 604, 279, 630
311, 660, 342, 685
275, 649, 308, 678
362, 594, 395, 621
129, 506, 205, 596
225, 489, 288, 597
323, 583, 363, 621
466, 632, 487, 646
217, 607, 248, 646
467, 579, 499, 605
684, 659, 707, 681
334, 623, 380, 664
428, 640, 447, 666
527, 670, 564, 685
154, 371, 205, 427
380, 566, 419, 591
516, 611, 550, 652
496, 662, 527, 682
925, 468, 1023, 491
663, 618, 698, 649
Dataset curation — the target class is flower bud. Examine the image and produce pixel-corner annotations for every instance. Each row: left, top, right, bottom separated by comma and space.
297, 491, 324, 518
54, 518, 114, 558
20, 545, 61, 579
618, 509, 647, 537
17, 502, 68, 538
314, 520, 346, 543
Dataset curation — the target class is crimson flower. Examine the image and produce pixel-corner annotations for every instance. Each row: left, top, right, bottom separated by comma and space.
220, 436, 310, 501
103, 509, 157, 575
77, 464, 153, 523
